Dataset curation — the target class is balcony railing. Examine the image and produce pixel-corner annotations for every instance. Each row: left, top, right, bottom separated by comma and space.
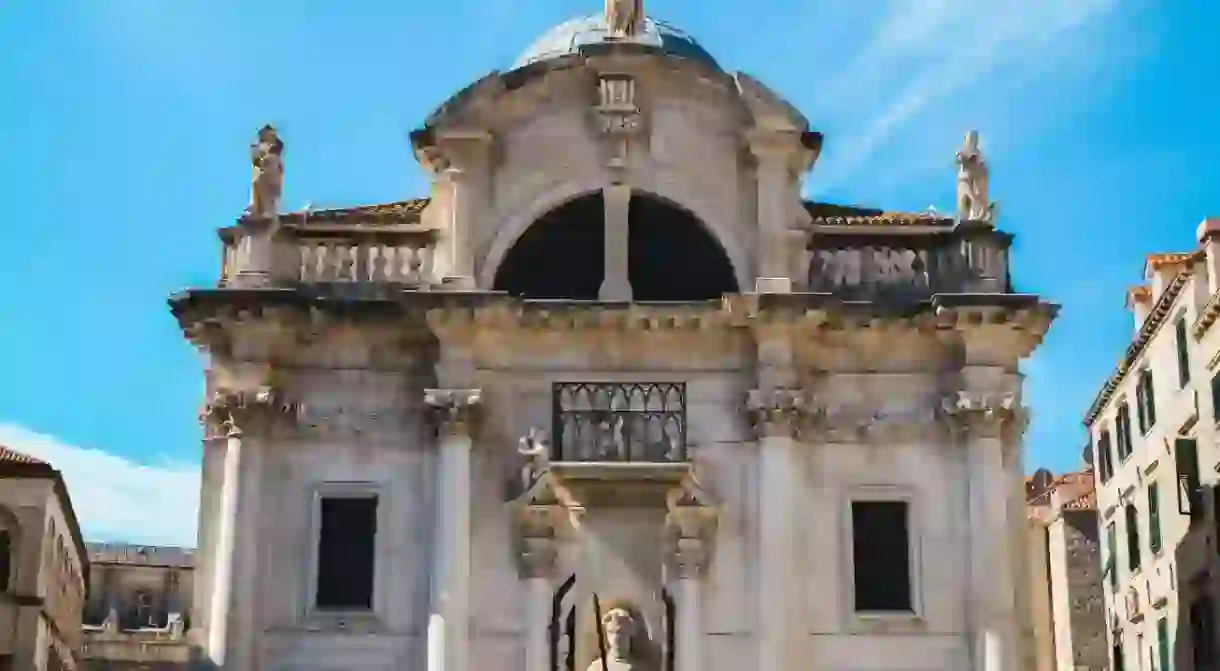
220, 221, 437, 287
551, 382, 687, 463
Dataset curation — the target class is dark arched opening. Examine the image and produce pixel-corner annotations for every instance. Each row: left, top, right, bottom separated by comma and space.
493, 191, 738, 301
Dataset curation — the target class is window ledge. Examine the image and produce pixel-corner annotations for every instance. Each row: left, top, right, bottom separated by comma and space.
849, 611, 925, 635
301, 610, 382, 634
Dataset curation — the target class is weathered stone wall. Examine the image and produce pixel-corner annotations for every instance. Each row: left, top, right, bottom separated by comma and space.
1062, 510, 1107, 670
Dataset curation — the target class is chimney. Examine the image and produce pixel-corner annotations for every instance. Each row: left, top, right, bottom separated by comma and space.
1126, 285, 1152, 333
1197, 217, 1220, 296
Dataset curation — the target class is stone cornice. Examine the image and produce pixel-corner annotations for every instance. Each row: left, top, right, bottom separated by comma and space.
170, 290, 1056, 361
1086, 267, 1194, 425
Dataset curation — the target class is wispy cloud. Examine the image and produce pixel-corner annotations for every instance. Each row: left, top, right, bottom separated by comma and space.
0, 424, 198, 548
809, 0, 1140, 193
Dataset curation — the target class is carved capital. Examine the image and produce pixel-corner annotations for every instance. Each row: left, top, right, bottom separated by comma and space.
745, 388, 805, 438
200, 386, 298, 439
424, 388, 482, 435
940, 390, 1020, 437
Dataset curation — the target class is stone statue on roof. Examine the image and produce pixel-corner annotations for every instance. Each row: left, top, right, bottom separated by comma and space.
605, 0, 644, 37
955, 130, 995, 223
248, 124, 284, 218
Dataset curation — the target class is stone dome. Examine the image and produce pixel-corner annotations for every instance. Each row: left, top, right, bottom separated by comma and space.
512, 15, 720, 70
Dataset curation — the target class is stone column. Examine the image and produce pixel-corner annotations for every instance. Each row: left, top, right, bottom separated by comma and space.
750, 137, 794, 294
425, 388, 482, 671
200, 387, 293, 670
673, 534, 712, 671
437, 132, 490, 290
745, 388, 803, 671
600, 183, 633, 302
943, 390, 1020, 671
444, 166, 476, 289
517, 507, 559, 671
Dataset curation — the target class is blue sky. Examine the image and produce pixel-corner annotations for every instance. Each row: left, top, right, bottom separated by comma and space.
0, 0, 1216, 546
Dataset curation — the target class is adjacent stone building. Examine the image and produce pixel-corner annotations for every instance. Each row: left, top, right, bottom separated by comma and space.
1026, 468, 1107, 671
1085, 218, 1220, 670
81, 543, 193, 670
170, 2, 1057, 670
0, 446, 89, 670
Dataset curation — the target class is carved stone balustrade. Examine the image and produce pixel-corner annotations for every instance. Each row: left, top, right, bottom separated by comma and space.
801, 214, 1012, 299
218, 201, 438, 288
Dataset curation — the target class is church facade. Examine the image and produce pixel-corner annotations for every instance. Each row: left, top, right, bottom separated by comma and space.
172, 4, 1057, 670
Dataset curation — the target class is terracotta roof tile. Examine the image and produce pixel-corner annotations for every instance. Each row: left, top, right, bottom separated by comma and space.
1025, 469, 1095, 511
803, 201, 955, 227
1126, 285, 1151, 305
276, 198, 430, 225
1063, 489, 1097, 511
1146, 252, 1199, 270
0, 445, 46, 465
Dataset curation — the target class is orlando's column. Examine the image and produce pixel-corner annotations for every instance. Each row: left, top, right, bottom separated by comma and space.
425, 387, 482, 671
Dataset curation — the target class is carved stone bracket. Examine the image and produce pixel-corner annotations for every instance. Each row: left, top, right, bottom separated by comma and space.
200, 385, 299, 439
665, 476, 716, 578
424, 388, 483, 436
512, 484, 567, 579
745, 388, 805, 439
593, 73, 644, 180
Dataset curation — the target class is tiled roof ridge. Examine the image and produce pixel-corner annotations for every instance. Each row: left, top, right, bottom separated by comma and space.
1085, 259, 1200, 425
0, 445, 48, 466
1146, 251, 1199, 269
274, 198, 430, 224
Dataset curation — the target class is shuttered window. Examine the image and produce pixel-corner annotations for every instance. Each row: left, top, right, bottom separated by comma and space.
1176, 437, 1203, 520
1158, 616, 1171, 671
1148, 481, 1162, 554
1117, 403, 1134, 459
1126, 504, 1141, 572
1097, 428, 1115, 482
1176, 316, 1191, 387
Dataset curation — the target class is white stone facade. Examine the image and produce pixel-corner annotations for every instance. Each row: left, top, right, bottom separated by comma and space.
175, 6, 1055, 671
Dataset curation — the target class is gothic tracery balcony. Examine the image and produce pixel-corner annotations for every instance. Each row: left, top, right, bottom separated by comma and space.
551, 382, 687, 463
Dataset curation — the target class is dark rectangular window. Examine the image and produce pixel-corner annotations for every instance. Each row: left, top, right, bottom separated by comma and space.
1114, 642, 1125, 671
1126, 504, 1141, 572
1212, 372, 1220, 422
1158, 616, 1171, 671
1107, 522, 1118, 590
1191, 595, 1216, 667
1177, 317, 1192, 387
315, 495, 378, 611
1117, 403, 1133, 459
0, 531, 11, 592
1098, 428, 1114, 482
1177, 437, 1203, 520
1148, 482, 1162, 554
851, 500, 912, 612
1137, 377, 1149, 435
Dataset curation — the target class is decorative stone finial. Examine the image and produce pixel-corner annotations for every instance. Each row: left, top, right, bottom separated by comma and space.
248, 124, 284, 218
605, 0, 644, 37
955, 130, 996, 224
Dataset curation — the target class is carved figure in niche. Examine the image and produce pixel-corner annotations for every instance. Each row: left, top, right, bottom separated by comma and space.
248, 124, 284, 218
517, 427, 551, 491
605, 0, 644, 37
599, 77, 636, 110
955, 130, 995, 222
587, 605, 656, 671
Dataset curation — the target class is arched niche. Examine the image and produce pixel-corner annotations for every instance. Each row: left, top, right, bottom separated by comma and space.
492, 190, 739, 301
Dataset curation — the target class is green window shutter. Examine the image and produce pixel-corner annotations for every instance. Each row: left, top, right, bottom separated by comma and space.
1177, 438, 1203, 519
1117, 406, 1129, 459
1126, 504, 1142, 571
1146, 371, 1157, 427
1212, 372, 1220, 421
1148, 481, 1162, 553
1107, 523, 1119, 589
1158, 616, 1171, 671
1177, 317, 1191, 386
1137, 379, 1149, 434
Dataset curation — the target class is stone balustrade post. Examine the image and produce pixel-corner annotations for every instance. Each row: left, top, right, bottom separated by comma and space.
234, 217, 279, 288
425, 388, 482, 671
744, 388, 804, 671
942, 389, 1021, 671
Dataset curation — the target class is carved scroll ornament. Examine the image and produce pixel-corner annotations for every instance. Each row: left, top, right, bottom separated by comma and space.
200, 385, 298, 438
424, 388, 483, 435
